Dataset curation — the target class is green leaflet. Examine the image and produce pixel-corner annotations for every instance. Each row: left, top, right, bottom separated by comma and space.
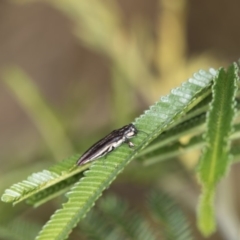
79, 192, 192, 240
139, 112, 206, 158
0, 218, 41, 240
141, 120, 240, 167
97, 195, 157, 240
35, 69, 216, 240
79, 210, 122, 240
26, 172, 83, 207
148, 191, 193, 240
197, 63, 239, 235
1, 154, 88, 205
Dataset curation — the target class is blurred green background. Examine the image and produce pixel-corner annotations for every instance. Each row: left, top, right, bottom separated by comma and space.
0, 0, 240, 239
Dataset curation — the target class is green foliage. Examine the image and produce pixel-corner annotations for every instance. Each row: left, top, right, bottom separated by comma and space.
33, 68, 215, 240
98, 195, 157, 240
197, 63, 239, 235
1, 154, 88, 205
2, 63, 240, 240
78, 191, 192, 240
79, 210, 120, 240
139, 112, 206, 161
0, 219, 41, 240
26, 172, 83, 207
148, 191, 193, 240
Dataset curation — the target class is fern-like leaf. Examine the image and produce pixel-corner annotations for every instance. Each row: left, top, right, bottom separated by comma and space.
35, 69, 216, 240
142, 121, 240, 166
79, 195, 157, 240
148, 191, 193, 240
1, 154, 88, 205
99, 195, 157, 240
197, 63, 239, 236
26, 172, 83, 207
0, 218, 40, 240
79, 210, 122, 240
139, 112, 206, 158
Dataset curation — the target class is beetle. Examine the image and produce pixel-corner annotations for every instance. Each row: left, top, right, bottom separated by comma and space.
76, 123, 138, 166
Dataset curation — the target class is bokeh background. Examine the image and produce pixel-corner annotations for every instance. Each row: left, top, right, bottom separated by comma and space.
0, 0, 240, 239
